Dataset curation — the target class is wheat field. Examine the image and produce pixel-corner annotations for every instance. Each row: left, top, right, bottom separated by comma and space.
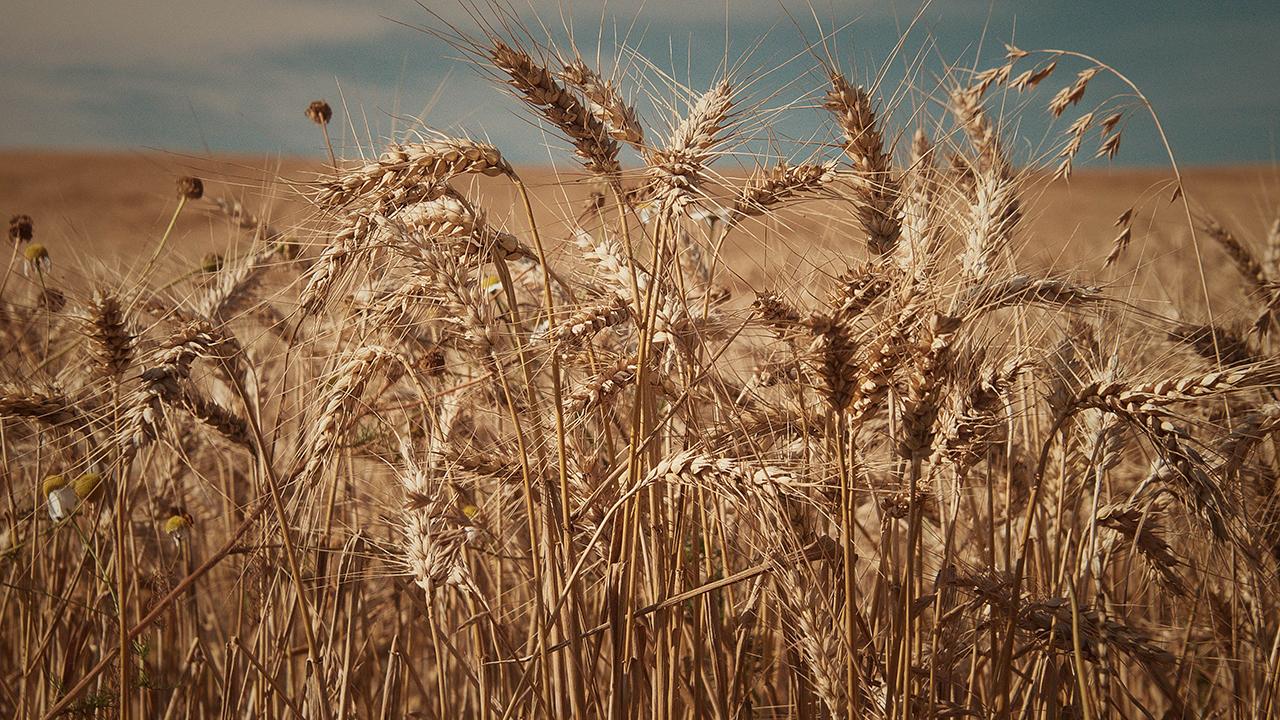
4, 9, 1280, 719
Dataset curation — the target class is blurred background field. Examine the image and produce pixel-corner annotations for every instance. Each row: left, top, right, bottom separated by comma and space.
4, 149, 1277, 315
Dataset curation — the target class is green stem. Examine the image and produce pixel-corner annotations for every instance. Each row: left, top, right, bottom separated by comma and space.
139, 196, 188, 284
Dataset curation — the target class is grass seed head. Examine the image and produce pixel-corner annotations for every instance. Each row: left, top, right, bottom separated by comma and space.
489, 39, 621, 177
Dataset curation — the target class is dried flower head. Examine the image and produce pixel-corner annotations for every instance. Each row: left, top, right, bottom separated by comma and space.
177, 176, 204, 201
9, 214, 33, 244
306, 99, 333, 125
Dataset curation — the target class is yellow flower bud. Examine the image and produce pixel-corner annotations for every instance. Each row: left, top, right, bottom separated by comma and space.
23, 243, 51, 274
73, 472, 102, 500
163, 514, 190, 535
41, 474, 67, 496
43, 475, 77, 522
482, 274, 503, 296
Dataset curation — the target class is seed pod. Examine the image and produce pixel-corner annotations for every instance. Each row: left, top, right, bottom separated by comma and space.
177, 176, 204, 200
9, 214, 33, 244
306, 99, 333, 125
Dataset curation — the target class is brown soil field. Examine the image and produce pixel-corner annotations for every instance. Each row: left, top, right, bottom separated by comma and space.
3, 150, 1276, 316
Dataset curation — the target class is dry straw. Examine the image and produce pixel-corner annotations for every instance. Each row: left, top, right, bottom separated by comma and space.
12, 15, 1277, 720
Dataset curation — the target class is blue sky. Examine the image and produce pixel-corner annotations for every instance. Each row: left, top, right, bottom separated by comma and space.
3, 1, 1278, 167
